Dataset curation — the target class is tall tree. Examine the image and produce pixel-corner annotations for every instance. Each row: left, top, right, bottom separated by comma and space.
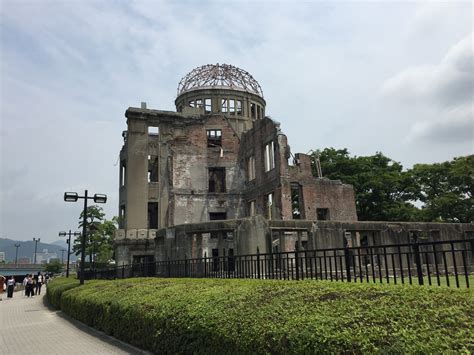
311, 148, 419, 221
410, 155, 473, 223
73, 205, 117, 265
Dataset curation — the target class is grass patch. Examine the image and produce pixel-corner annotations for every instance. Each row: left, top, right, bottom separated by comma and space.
47, 277, 473, 354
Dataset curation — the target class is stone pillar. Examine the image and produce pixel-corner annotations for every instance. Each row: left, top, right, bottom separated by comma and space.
125, 118, 148, 230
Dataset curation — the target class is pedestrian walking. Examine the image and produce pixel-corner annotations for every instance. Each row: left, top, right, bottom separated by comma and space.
36, 272, 44, 295
23, 274, 28, 296
0, 275, 5, 301
7, 276, 15, 298
25, 274, 34, 297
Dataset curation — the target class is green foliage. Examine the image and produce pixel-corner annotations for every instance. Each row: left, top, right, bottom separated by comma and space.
312, 148, 473, 222
411, 155, 473, 223
47, 278, 473, 353
73, 206, 117, 264
312, 148, 419, 221
46, 277, 80, 308
44, 259, 64, 274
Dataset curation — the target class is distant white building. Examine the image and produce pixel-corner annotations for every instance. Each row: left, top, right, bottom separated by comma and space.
0, 251, 5, 262
34, 249, 58, 264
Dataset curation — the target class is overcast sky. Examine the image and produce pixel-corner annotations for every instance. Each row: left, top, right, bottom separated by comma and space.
1, 0, 472, 243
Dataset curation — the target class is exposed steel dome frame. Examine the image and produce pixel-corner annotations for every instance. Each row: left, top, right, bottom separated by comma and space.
177, 63, 264, 98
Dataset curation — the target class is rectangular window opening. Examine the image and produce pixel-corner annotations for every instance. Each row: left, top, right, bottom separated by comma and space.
291, 183, 303, 219
148, 156, 158, 183
196, 99, 203, 108
247, 155, 256, 181
248, 200, 256, 216
205, 98, 212, 113
264, 141, 275, 172
119, 205, 126, 229
250, 103, 256, 119
221, 99, 228, 113
209, 212, 227, 220
148, 202, 158, 229
229, 99, 235, 114
120, 162, 126, 187
264, 193, 273, 219
317, 208, 329, 221
208, 167, 226, 193
207, 129, 222, 147
237, 100, 242, 115
148, 126, 159, 135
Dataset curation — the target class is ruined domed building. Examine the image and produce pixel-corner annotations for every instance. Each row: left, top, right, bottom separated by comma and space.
114, 64, 472, 267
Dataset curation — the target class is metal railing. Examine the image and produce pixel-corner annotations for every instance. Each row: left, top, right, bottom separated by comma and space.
83, 239, 473, 288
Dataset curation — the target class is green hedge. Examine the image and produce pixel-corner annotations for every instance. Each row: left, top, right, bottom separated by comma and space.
47, 278, 473, 353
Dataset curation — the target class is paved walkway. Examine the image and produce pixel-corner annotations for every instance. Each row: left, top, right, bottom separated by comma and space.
0, 289, 147, 354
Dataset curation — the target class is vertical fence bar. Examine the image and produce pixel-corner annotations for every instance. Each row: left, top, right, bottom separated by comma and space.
383, 247, 389, 284
406, 249, 413, 285
323, 250, 328, 280
377, 253, 382, 284
357, 248, 363, 283
257, 248, 261, 279
370, 248, 376, 283
442, 251, 450, 287
413, 241, 424, 286
344, 244, 351, 282
433, 244, 441, 286
450, 242, 460, 288
397, 246, 404, 284
425, 252, 432, 286
461, 249, 469, 288
295, 246, 299, 281
391, 254, 397, 284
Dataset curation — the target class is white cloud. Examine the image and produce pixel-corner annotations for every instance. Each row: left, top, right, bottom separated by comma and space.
381, 33, 474, 143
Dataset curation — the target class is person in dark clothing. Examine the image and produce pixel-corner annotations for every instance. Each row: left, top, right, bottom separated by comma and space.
7, 276, 15, 298
25, 274, 34, 297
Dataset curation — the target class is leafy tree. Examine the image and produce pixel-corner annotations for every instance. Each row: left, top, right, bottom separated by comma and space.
73, 206, 117, 266
311, 148, 472, 223
44, 259, 63, 274
311, 148, 419, 221
410, 155, 473, 223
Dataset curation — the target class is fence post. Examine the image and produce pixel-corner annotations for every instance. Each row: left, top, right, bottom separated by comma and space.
167, 257, 171, 278
184, 254, 188, 278
122, 262, 125, 278
413, 241, 424, 285
344, 241, 351, 282
204, 252, 207, 277
257, 247, 261, 279
295, 243, 299, 281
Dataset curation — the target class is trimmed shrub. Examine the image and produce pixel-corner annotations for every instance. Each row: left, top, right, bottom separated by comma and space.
50, 278, 474, 353
46, 277, 80, 308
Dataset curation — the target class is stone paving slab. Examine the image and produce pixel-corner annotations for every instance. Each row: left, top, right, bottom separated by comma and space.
0, 289, 148, 354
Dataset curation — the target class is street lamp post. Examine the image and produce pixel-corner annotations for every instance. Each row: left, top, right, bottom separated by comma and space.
14, 243, 20, 265
33, 237, 40, 264
64, 190, 107, 285
58, 230, 81, 278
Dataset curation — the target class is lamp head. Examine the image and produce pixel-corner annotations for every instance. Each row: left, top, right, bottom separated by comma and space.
64, 192, 79, 202
93, 194, 107, 203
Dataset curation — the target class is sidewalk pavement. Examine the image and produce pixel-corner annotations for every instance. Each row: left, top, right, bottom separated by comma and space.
0, 289, 148, 354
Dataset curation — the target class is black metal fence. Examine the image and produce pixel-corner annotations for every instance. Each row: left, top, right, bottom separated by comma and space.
84, 239, 473, 288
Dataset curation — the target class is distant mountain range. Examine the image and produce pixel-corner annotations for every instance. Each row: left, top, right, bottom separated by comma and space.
0, 238, 77, 262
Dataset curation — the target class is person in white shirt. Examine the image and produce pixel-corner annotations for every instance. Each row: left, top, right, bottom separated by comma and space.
35, 272, 43, 295
6, 276, 15, 298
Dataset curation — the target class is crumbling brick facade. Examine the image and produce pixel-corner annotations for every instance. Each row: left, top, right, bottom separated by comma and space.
113, 64, 364, 265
